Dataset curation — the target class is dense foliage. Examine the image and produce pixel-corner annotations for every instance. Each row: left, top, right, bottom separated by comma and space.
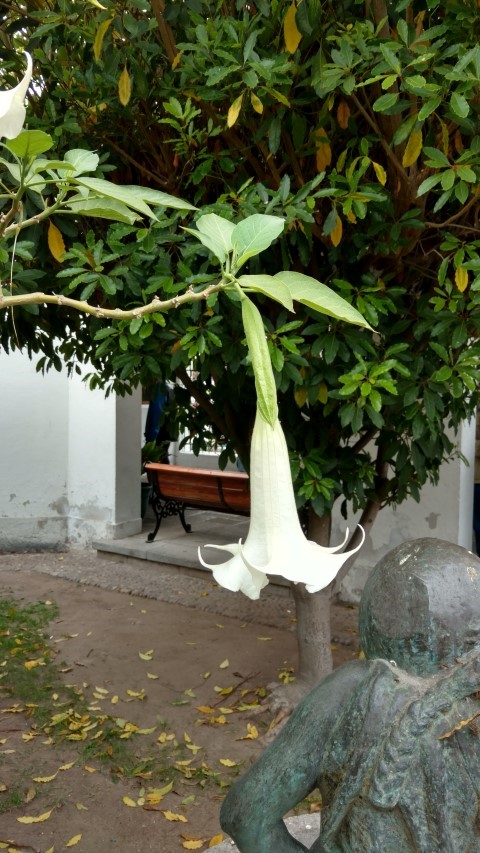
1, 0, 479, 537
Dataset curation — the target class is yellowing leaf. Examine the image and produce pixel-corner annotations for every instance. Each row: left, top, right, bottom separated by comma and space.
318, 382, 328, 404
294, 387, 307, 408
118, 66, 131, 107
139, 649, 154, 660
372, 161, 387, 186
123, 796, 137, 807
402, 129, 423, 168
337, 99, 350, 129
330, 214, 343, 247
315, 130, 332, 172
17, 809, 52, 824
48, 222, 66, 263
240, 723, 258, 740
219, 758, 237, 767
219, 659, 229, 669
455, 266, 469, 292
93, 16, 114, 62
250, 92, 264, 114
227, 94, 243, 128
172, 51, 182, 69
182, 842, 204, 850
33, 772, 58, 783
347, 210, 357, 224
209, 835, 223, 848
24, 658, 44, 670
66, 835, 82, 847
284, 2, 302, 53
163, 810, 188, 822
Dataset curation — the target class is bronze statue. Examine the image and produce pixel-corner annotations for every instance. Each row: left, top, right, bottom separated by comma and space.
220, 539, 480, 852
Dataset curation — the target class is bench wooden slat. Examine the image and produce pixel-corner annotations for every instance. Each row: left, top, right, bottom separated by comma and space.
145, 462, 250, 542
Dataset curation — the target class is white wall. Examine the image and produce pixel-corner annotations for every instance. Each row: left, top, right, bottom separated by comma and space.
0, 350, 142, 550
335, 417, 476, 601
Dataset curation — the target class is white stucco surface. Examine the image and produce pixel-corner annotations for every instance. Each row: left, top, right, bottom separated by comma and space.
1, 350, 142, 549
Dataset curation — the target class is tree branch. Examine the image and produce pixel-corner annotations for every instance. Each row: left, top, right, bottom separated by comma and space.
150, 0, 178, 65
0, 281, 228, 318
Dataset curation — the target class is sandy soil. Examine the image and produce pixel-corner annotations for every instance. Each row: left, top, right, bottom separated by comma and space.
0, 556, 359, 853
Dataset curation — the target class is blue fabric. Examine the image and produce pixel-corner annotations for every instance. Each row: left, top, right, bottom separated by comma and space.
144, 385, 168, 442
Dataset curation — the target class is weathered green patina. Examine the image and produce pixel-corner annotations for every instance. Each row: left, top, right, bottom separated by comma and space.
221, 539, 480, 852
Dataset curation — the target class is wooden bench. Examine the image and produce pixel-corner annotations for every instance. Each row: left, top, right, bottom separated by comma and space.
145, 463, 250, 542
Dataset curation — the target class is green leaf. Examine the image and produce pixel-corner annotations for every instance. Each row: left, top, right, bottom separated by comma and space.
182, 227, 227, 264
232, 215, 285, 269
74, 177, 155, 219
65, 197, 139, 224
417, 174, 442, 196
64, 149, 100, 174
197, 213, 235, 256
418, 95, 442, 121
237, 274, 293, 311
241, 296, 277, 425
450, 91, 469, 119
274, 272, 373, 330
125, 186, 197, 211
6, 130, 53, 157
372, 92, 399, 112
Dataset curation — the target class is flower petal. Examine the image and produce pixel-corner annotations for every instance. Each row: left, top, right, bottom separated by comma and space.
0, 52, 33, 139
198, 542, 268, 600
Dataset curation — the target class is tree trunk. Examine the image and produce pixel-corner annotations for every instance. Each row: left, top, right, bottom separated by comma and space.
291, 583, 333, 687
293, 511, 333, 684
268, 514, 334, 715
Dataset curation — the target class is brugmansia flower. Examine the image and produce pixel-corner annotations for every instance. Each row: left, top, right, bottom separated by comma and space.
199, 410, 364, 600
0, 52, 32, 139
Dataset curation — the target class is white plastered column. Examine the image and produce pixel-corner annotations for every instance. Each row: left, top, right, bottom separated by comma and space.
0, 350, 142, 549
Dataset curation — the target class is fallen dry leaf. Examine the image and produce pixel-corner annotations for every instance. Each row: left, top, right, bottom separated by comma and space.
162, 810, 188, 822
147, 673, 159, 680
139, 649, 154, 660
239, 723, 258, 740
219, 758, 237, 767
33, 772, 58, 783
219, 659, 229, 669
122, 796, 137, 807
209, 835, 223, 847
17, 808, 53, 823
66, 834, 82, 847
182, 840, 204, 850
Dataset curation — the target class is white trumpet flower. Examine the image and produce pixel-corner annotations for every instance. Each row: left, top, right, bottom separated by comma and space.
199, 410, 364, 600
0, 53, 33, 139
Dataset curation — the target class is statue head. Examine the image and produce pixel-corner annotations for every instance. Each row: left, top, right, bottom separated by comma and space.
359, 538, 480, 676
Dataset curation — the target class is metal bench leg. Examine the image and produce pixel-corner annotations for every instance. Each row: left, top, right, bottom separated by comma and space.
178, 504, 191, 534
147, 489, 191, 542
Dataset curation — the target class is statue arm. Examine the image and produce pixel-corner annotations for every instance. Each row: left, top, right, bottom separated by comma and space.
221, 661, 370, 852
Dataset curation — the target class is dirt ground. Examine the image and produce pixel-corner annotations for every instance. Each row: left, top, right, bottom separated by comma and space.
0, 555, 359, 853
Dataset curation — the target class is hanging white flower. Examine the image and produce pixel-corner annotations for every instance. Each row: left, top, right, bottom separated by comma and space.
0, 53, 33, 140
199, 409, 364, 600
